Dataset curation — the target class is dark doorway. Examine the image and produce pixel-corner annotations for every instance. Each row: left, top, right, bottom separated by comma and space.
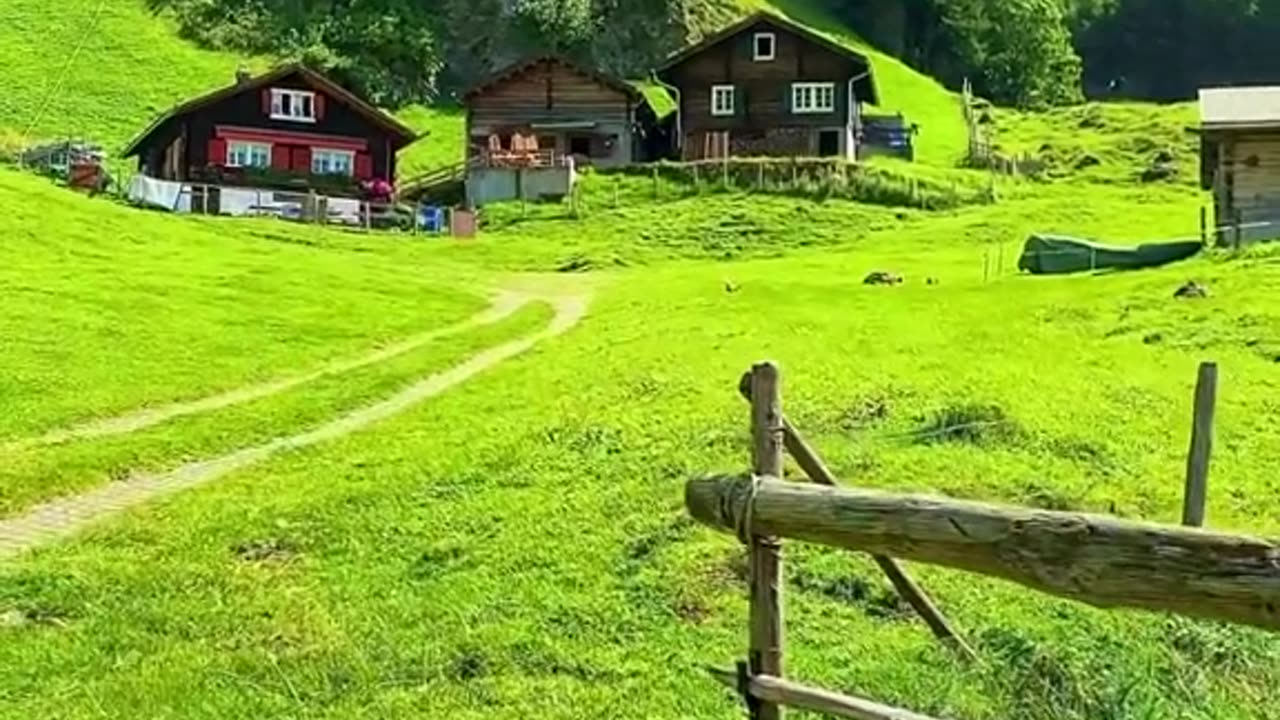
569, 135, 592, 157
818, 130, 842, 157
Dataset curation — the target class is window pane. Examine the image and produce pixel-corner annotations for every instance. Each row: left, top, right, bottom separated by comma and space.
301, 95, 313, 118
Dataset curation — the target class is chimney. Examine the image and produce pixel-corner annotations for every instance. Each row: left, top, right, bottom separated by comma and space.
235, 66, 253, 86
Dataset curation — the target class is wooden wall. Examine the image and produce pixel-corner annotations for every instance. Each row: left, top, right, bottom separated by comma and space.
1212, 129, 1280, 241
468, 60, 632, 130
466, 59, 635, 166
661, 19, 870, 136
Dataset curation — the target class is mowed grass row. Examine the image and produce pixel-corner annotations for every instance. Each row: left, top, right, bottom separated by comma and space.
4, 186, 1280, 718
0, 302, 553, 516
0, 168, 491, 440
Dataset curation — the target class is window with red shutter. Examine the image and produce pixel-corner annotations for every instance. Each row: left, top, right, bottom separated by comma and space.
314, 95, 326, 121
207, 138, 228, 166
262, 89, 271, 115
354, 153, 373, 179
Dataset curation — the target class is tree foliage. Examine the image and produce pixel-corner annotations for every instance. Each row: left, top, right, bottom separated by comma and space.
940, 0, 1083, 107
150, 0, 1280, 110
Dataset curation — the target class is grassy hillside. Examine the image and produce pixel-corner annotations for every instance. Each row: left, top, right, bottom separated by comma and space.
0, 167, 486, 442
398, 106, 466, 178
0, 0, 262, 153
990, 101, 1201, 186
5, 173, 1280, 717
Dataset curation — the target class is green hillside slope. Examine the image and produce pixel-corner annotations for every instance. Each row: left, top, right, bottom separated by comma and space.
0, 0, 261, 152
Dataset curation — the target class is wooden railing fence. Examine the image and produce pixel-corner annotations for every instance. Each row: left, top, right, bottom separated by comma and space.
686, 361, 1274, 720
961, 79, 1043, 177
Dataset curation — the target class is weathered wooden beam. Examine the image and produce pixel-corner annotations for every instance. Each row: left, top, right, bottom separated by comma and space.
749, 363, 786, 720
736, 377, 974, 661
686, 475, 1280, 632
709, 668, 941, 720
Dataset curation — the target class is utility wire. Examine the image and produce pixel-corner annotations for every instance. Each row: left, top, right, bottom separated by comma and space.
20, 0, 110, 147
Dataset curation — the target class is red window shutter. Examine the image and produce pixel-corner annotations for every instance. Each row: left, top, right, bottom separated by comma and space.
355, 152, 372, 179
314, 94, 326, 121
292, 147, 312, 173
271, 144, 290, 170
207, 138, 227, 166
262, 89, 272, 115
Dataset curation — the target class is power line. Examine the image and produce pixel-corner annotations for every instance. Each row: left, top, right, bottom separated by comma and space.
20, 0, 110, 146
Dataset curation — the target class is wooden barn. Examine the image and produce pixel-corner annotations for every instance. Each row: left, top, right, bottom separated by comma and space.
657, 12, 879, 160
123, 63, 417, 197
1199, 86, 1280, 244
464, 56, 655, 169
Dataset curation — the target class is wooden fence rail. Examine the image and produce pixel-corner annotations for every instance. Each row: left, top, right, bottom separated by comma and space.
690, 361, 1249, 719
688, 475, 1280, 632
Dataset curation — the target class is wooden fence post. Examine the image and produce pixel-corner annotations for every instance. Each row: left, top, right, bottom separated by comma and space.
652, 164, 659, 199
749, 363, 785, 720
734, 381, 975, 661
1200, 206, 1208, 245
1183, 362, 1218, 527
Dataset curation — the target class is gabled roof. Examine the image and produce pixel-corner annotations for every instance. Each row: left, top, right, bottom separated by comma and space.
122, 63, 418, 156
464, 56, 641, 103
1199, 86, 1280, 130
657, 11, 879, 105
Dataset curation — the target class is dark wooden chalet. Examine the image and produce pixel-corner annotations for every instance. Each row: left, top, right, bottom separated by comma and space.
463, 56, 646, 168
123, 64, 417, 196
657, 12, 879, 160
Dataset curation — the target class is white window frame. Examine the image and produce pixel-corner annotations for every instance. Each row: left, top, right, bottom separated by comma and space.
311, 148, 355, 176
270, 88, 317, 123
792, 82, 836, 114
226, 140, 271, 168
711, 84, 736, 117
753, 32, 776, 61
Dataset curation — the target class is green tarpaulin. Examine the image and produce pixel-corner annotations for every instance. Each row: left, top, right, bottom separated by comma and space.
1018, 235, 1203, 275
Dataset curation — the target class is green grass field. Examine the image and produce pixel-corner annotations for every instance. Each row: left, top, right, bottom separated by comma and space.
7, 148, 1280, 718
6, 2, 1278, 718
0, 168, 490, 442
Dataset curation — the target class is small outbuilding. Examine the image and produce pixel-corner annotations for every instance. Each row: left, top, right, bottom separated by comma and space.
1198, 86, 1280, 244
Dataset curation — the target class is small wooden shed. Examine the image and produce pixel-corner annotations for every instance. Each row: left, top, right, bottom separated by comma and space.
1199, 86, 1280, 244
